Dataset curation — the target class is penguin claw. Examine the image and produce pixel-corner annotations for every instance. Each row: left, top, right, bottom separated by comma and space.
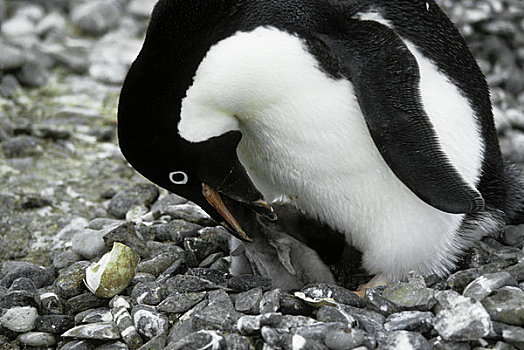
352, 275, 388, 299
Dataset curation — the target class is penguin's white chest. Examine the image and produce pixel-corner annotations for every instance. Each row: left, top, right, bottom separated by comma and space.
178, 26, 483, 280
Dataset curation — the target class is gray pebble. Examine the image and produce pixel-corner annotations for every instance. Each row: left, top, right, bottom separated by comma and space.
0, 74, 21, 97
62, 322, 120, 340
324, 328, 365, 350
434, 290, 492, 341
0, 306, 39, 332
138, 331, 167, 350
18, 331, 56, 347
382, 330, 431, 350
0, 41, 27, 70
34, 315, 75, 334
108, 184, 159, 219
168, 330, 226, 350
136, 253, 178, 277
237, 312, 283, 335
112, 304, 142, 349
75, 308, 113, 324
501, 325, 524, 350
127, 0, 157, 18
482, 286, 524, 325
53, 261, 91, 299
337, 304, 386, 333
132, 305, 168, 340
1, 135, 42, 158
316, 306, 357, 326
502, 225, 524, 248
165, 275, 222, 294
147, 219, 202, 243
463, 271, 517, 301
103, 222, 149, 258
227, 274, 272, 292
161, 203, 215, 226
382, 282, 437, 311
301, 284, 364, 308
39, 291, 63, 315
66, 293, 108, 315
225, 333, 251, 350
364, 288, 399, 316
234, 287, 263, 314
384, 311, 435, 334
72, 228, 107, 259
16, 61, 49, 87
260, 289, 281, 314
131, 282, 167, 305
53, 248, 83, 270
192, 291, 242, 332
60, 340, 96, 350
70, 0, 124, 36
157, 292, 207, 314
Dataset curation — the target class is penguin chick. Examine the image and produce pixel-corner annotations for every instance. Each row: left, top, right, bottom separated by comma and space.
118, 0, 524, 285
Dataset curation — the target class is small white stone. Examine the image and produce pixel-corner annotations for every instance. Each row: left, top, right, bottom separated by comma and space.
0, 307, 39, 332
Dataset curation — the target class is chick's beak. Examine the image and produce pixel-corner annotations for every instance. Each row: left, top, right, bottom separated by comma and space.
202, 183, 277, 242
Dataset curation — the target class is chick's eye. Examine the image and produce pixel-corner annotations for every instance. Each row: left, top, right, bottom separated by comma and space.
169, 171, 188, 185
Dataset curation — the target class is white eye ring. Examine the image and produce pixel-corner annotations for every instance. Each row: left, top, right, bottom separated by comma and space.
169, 171, 188, 185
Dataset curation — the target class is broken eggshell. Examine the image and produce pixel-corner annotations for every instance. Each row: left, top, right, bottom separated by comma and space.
84, 242, 139, 298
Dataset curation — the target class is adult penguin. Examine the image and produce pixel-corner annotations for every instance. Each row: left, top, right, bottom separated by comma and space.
118, 0, 524, 289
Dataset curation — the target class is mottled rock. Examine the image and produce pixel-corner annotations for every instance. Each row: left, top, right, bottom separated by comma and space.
166, 275, 222, 294
148, 219, 202, 243
501, 325, 524, 350
234, 287, 263, 314
139, 331, 167, 350
16, 61, 49, 87
39, 292, 63, 315
336, 304, 386, 333
34, 315, 75, 334
237, 313, 283, 335
434, 290, 492, 341
161, 203, 215, 226
0, 306, 38, 332
62, 322, 120, 340
59, 340, 94, 350
167, 330, 226, 350
259, 289, 281, 314
18, 331, 56, 347
502, 225, 524, 248
301, 284, 364, 308
2, 135, 42, 158
316, 306, 357, 326
384, 311, 435, 334
463, 272, 517, 300
382, 330, 431, 350
227, 275, 272, 292
72, 228, 107, 259
447, 268, 488, 292
365, 288, 399, 316
108, 184, 159, 219
71, 0, 124, 36
482, 286, 524, 325
131, 282, 167, 305
65, 293, 107, 315
112, 303, 142, 349
157, 292, 207, 314
280, 293, 312, 316
103, 222, 149, 258
324, 328, 365, 350
132, 305, 169, 340
192, 290, 242, 332
0, 261, 53, 289
186, 268, 229, 285
225, 333, 251, 350
429, 337, 471, 350
137, 253, 177, 277
53, 248, 83, 270
382, 282, 436, 311
0, 41, 27, 70
54, 261, 91, 299
75, 308, 112, 324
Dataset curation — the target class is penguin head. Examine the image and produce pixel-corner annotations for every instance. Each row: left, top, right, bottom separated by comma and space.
117, 0, 276, 241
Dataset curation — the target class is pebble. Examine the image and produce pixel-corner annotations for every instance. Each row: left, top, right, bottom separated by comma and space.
364, 288, 399, 316
147, 219, 202, 243
2, 135, 42, 158
39, 292, 63, 315
112, 300, 142, 349
234, 287, 263, 314
70, 0, 124, 36
72, 228, 107, 259
501, 325, 524, 350
75, 308, 113, 324
59, 340, 95, 350
384, 311, 435, 334
382, 281, 437, 311
225, 333, 251, 350
157, 292, 207, 314
18, 331, 56, 347
463, 271, 517, 300
0, 306, 39, 332
131, 281, 167, 305
301, 284, 364, 308
161, 203, 216, 226
168, 330, 227, 350
192, 290, 242, 332
316, 305, 357, 326
433, 290, 492, 341
502, 225, 524, 248
34, 315, 75, 334
382, 330, 431, 350
103, 222, 149, 258
53, 261, 91, 299
108, 184, 159, 219
0, 261, 53, 289
481, 286, 524, 325
165, 275, 222, 294
237, 313, 283, 335
136, 253, 180, 277
132, 305, 169, 340
0, 41, 27, 70
62, 322, 120, 340
227, 274, 273, 292
127, 0, 157, 18
324, 328, 365, 350
65, 293, 108, 315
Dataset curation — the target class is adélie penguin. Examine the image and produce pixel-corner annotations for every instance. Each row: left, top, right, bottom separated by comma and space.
117, 0, 524, 288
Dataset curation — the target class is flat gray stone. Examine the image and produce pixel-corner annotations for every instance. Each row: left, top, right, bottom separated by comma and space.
18, 331, 56, 347
463, 271, 516, 300
62, 322, 120, 340
382, 330, 431, 350
382, 282, 436, 311
132, 305, 169, 340
482, 286, 524, 325
0, 306, 38, 332
384, 311, 435, 334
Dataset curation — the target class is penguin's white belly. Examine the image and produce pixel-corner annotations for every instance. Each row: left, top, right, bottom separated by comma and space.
179, 26, 484, 280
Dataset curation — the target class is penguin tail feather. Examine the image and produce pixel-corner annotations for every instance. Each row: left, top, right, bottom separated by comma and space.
503, 160, 524, 224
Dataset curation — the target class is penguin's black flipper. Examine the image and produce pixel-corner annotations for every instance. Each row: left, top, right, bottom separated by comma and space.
314, 20, 484, 214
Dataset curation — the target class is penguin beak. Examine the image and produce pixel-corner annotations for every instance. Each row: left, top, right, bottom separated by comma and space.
202, 184, 277, 242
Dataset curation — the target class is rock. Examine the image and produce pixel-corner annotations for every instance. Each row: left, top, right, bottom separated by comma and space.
463, 272, 517, 300
157, 292, 207, 314
192, 290, 242, 332
0, 74, 21, 97
482, 286, 524, 325
53, 248, 83, 270
382, 330, 431, 350
384, 311, 435, 334
365, 288, 399, 316
0, 41, 27, 70
75, 308, 112, 324
18, 331, 56, 347
334, 304, 385, 333
301, 284, 364, 308
184, 237, 223, 262
168, 330, 226, 350
53, 261, 91, 299
62, 322, 120, 340
112, 302, 142, 349
382, 282, 436, 311
293, 321, 348, 345
324, 328, 366, 350
234, 287, 263, 314
132, 305, 169, 340
35, 10, 67, 36
447, 268, 486, 293
103, 222, 149, 259
429, 337, 471, 350
72, 228, 107, 259
65, 293, 108, 315
260, 289, 281, 314
0, 306, 39, 332
139, 331, 168, 350
280, 293, 312, 316
137, 253, 180, 277
59, 340, 94, 350
227, 275, 272, 292
316, 306, 357, 326
16, 61, 49, 87
502, 225, 524, 248
108, 184, 159, 219
165, 275, 222, 294
161, 203, 215, 226
186, 268, 229, 285
39, 292, 63, 315
131, 282, 167, 305
225, 333, 251, 350
127, 0, 157, 18
148, 220, 202, 243
501, 325, 524, 350
71, 0, 124, 36
1, 135, 42, 158
237, 313, 283, 335
433, 290, 492, 341
34, 315, 75, 334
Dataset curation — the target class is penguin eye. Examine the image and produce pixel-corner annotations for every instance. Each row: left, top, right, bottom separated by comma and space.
169, 171, 188, 185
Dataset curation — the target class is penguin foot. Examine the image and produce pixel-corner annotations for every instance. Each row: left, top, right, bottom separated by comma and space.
353, 275, 388, 298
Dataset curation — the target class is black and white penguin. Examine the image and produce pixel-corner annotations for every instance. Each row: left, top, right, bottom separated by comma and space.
118, 0, 524, 285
